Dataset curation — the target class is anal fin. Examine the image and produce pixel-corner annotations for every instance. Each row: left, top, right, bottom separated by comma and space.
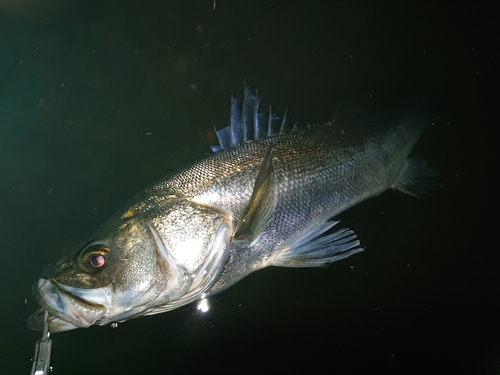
273, 221, 362, 267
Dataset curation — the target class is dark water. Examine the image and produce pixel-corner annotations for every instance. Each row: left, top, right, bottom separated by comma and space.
1, 1, 497, 374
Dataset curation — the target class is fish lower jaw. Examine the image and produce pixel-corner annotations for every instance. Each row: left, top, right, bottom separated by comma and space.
32, 278, 107, 332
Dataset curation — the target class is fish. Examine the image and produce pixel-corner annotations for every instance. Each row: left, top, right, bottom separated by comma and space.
28, 86, 439, 332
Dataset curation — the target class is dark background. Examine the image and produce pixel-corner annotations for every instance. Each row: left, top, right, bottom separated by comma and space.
0, 1, 497, 374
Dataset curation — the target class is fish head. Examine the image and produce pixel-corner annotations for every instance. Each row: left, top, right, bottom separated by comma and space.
29, 194, 232, 332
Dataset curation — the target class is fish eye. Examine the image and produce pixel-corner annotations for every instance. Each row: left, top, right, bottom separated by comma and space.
88, 253, 106, 268
78, 244, 109, 272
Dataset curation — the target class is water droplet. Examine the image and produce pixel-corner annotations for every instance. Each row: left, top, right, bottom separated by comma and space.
111, 322, 118, 329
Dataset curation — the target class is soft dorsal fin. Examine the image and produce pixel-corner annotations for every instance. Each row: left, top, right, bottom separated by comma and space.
235, 145, 276, 241
210, 86, 298, 152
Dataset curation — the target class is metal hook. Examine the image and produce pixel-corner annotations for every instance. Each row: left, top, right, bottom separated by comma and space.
30, 310, 52, 375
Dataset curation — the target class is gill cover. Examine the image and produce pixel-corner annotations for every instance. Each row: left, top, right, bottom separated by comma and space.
145, 220, 231, 315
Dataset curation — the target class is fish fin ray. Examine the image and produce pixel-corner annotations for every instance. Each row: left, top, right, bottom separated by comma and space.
212, 85, 297, 151
273, 221, 363, 267
235, 144, 276, 241
394, 157, 442, 198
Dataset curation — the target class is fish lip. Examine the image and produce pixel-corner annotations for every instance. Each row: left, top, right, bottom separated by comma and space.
31, 278, 107, 331
28, 307, 81, 332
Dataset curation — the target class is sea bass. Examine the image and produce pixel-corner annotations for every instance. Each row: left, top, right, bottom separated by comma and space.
29, 87, 437, 332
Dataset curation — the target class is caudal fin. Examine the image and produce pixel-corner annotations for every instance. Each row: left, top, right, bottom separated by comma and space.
393, 157, 442, 198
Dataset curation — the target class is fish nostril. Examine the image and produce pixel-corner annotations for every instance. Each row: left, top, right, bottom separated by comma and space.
41, 265, 53, 279
41, 259, 71, 278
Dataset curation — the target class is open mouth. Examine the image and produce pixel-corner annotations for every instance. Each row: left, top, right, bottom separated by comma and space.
29, 279, 108, 332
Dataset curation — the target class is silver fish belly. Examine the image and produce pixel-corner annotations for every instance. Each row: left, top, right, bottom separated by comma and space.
29, 87, 438, 332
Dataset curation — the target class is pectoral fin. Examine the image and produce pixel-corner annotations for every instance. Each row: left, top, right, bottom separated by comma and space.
236, 144, 276, 241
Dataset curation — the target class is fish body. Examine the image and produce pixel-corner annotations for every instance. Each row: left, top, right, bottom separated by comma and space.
29, 87, 437, 332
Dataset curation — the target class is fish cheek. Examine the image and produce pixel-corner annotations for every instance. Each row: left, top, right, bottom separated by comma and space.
109, 234, 159, 297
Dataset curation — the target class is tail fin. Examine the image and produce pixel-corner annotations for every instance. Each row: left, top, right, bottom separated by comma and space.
393, 157, 442, 198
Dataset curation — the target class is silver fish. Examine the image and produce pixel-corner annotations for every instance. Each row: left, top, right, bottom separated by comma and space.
28, 87, 438, 332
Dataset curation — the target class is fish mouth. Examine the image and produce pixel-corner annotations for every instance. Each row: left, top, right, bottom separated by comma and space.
29, 279, 109, 332
28, 307, 81, 332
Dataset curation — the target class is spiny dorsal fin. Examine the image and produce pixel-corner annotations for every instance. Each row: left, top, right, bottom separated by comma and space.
235, 144, 276, 241
210, 86, 298, 152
